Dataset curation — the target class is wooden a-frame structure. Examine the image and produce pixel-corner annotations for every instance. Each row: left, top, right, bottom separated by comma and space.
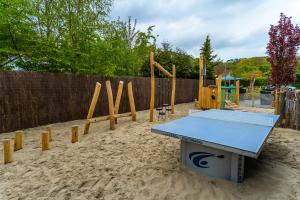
84, 80, 136, 134
149, 51, 176, 122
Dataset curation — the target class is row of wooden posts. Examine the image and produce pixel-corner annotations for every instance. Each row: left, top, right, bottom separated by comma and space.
2, 125, 79, 164
2, 79, 137, 164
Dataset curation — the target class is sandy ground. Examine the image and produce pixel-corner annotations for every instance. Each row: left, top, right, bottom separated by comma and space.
0, 103, 299, 200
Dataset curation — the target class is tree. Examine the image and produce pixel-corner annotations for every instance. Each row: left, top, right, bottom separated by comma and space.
267, 13, 300, 87
200, 35, 217, 79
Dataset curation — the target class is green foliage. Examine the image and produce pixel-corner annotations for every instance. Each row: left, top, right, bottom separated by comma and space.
200, 35, 218, 79
140, 42, 196, 78
230, 57, 270, 83
0, 0, 155, 76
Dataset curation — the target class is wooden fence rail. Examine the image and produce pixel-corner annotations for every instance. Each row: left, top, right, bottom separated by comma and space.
0, 71, 214, 133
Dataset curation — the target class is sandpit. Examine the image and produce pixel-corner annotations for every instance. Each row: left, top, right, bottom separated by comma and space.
0, 103, 299, 200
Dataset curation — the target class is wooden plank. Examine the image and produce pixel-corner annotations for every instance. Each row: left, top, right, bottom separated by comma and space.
41, 131, 49, 151
235, 80, 240, 105
150, 51, 155, 122
127, 82, 137, 121
154, 62, 173, 78
171, 64, 176, 114
3, 139, 12, 164
14, 131, 24, 151
198, 55, 204, 109
71, 125, 78, 143
106, 80, 115, 130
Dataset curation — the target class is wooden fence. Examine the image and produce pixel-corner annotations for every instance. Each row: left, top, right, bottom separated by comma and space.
0, 71, 214, 133
275, 89, 300, 130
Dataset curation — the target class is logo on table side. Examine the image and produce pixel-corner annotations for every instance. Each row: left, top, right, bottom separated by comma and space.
189, 152, 224, 168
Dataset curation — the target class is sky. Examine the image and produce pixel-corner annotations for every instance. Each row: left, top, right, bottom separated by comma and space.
110, 0, 300, 61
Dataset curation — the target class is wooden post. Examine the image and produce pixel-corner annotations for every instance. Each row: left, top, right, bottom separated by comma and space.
198, 55, 204, 109
171, 64, 176, 114
71, 125, 78, 143
114, 81, 124, 124
296, 91, 300, 130
3, 139, 12, 164
128, 82, 137, 121
106, 80, 115, 130
14, 131, 24, 151
235, 80, 240, 105
41, 131, 50, 151
216, 75, 222, 109
274, 88, 280, 115
150, 51, 155, 122
46, 126, 52, 141
84, 82, 101, 134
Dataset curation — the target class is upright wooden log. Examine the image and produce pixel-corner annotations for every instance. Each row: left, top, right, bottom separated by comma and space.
106, 80, 115, 130
235, 80, 240, 105
216, 75, 222, 109
171, 64, 176, 114
296, 91, 300, 130
41, 131, 50, 151
84, 82, 101, 135
198, 55, 204, 109
127, 82, 137, 121
114, 81, 124, 124
274, 88, 280, 115
46, 126, 52, 141
279, 91, 286, 126
71, 125, 79, 143
150, 51, 155, 122
14, 131, 24, 151
3, 139, 12, 164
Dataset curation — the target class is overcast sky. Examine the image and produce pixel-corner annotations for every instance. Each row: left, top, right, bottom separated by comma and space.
110, 0, 300, 61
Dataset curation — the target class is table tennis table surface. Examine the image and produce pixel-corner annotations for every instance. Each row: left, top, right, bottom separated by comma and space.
151, 109, 280, 158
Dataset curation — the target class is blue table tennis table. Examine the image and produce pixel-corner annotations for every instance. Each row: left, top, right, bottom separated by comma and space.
151, 109, 279, 182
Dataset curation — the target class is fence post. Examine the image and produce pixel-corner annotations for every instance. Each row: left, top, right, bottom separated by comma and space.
279, 91, 286, 127
296, 91, 300, 130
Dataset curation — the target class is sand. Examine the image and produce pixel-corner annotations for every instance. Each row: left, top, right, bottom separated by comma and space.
0, 103, 299, 200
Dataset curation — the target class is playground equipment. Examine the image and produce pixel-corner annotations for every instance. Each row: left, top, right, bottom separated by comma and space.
197, 55, 222, 109
221, 75, 240, 108
149, 51, 176, 122
84, 80, 136, 134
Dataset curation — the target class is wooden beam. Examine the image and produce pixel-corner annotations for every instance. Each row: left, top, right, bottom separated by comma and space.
14, 131, 24, 151
216, 75, 222, 109
198, 55, 204, 109
115, 112, 132, 118
127, 82, 137, 121
84, 82, 101, 135
88, 116, 109, 123
87, 82, 101, 119
71, 125, 78, 143
114, 81, 124, 114
150, 51, 155, 122
106, 80, 115, 130
3, 139, 12, 164
114, 81, 124, 124
41, 131, 50, 151
171, 64, 176, 114
154, 62, 173, 78
235, 80, 240, 105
